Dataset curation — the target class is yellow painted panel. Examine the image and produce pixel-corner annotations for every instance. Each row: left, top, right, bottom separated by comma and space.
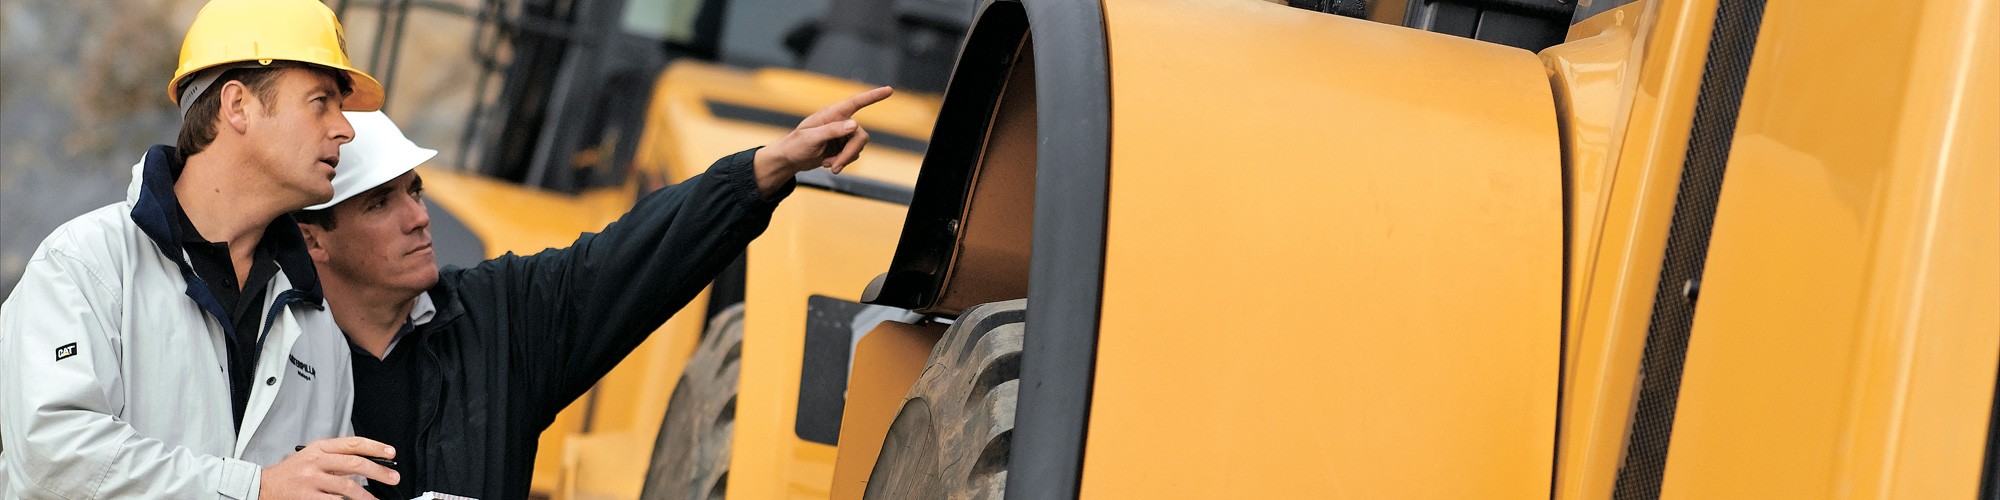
828, 322, 944, 500
1085, 0, 1561, 497
731, 188, 911, 500
417, 168, 636, 260
1544, 0, 1644, 365
635, 61, 938, 187
1550, 0, 1728, 496
561, 430, 652, 500
1659, 0, 2000, 496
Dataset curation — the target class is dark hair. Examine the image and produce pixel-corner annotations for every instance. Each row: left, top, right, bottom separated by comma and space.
175, 63, 354, 162
293, 208, 338, 230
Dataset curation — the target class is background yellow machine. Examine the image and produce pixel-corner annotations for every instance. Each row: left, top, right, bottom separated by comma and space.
352, 0, 1996, 497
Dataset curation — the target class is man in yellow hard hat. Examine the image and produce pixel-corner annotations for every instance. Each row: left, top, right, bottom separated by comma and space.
0, 0, 400, 497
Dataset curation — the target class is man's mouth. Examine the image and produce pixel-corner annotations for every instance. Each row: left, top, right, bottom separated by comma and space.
409, 242, 434, 256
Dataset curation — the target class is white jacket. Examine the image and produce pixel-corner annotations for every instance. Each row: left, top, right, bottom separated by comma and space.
0, 147, 354, 499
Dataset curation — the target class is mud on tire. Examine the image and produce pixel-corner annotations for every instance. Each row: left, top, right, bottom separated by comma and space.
864, 299, 1026, 500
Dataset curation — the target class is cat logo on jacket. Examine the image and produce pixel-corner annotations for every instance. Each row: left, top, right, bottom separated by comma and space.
55, 342, 78, 362
290, 355, 316, 381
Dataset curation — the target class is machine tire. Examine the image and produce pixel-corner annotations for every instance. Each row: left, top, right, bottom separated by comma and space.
640, 304, 745, 500
863, 299, 1026, 500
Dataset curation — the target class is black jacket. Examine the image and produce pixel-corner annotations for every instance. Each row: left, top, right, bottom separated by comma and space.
382, 149, 787, 499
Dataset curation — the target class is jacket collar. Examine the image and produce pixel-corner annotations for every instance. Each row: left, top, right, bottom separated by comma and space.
129, 145, 326, 320
421, 273, 468, 331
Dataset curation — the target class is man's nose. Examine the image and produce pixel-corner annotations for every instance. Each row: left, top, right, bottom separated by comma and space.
404, 197, 431, 232
329, 112, 355, 143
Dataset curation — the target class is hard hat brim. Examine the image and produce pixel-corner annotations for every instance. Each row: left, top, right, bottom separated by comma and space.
305, 111, 436, 211
167, 60, 385, 112
302, 146, 435, 211
339, 66, 385, 112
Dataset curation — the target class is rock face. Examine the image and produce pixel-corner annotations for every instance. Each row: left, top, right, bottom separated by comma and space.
0, 0, 485, 300
0, 0, 188, 299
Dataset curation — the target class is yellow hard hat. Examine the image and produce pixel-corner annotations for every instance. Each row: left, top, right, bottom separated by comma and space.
169, 0, 384, 111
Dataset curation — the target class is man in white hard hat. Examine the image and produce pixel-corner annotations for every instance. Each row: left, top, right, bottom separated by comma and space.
0, 0, 399, 497
295, 87, 889, 498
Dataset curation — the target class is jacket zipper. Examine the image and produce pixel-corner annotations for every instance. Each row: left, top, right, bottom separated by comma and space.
415, 334, 445, 481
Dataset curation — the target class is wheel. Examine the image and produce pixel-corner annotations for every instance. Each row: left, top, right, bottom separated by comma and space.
640, 304, 745, 500
864, 299, 1026, 500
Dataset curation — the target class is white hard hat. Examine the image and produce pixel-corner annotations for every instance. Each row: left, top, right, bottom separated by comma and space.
307, 111, 438, 211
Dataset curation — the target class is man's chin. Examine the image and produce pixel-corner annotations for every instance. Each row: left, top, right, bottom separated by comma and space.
415, 267, 440, 290
387, 266, 441, 295
302, 188, 334, 207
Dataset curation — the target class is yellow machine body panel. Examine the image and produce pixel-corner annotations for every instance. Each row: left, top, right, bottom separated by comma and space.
430, 0, 1999, 497
1081, 0, 1562, 496
634, 61, 935, 187
733, 187, 911, 499
417, 169, 637, 256
827, 322, 945, 500
1543, 0, 1734, 496
1658, 0, 2000, 496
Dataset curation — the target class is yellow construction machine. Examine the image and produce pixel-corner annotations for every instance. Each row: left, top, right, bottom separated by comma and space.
352, 0, 1997, 497
833, 0, 1997, 498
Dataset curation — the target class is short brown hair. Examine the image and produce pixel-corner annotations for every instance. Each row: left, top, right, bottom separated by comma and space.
175, 64, 353, 162
292, 208, 339, 230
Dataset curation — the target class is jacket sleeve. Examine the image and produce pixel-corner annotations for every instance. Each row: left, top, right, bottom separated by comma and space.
0, 244, 263, 499
462, 148, 790, 423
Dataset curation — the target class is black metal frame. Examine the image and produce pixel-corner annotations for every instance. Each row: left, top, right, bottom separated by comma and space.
339, 0, 675, 193
473, 0, 676, 192
1984, 363, 2000, 499
1569, 0, 1643, 24
1009, 0, 1109, 496
1401, 0, 1575, 51
329, 0, 487, 112
1985, 365, 2000, 499
1611, 0, 1769, 497
863, 2, 1027, 312
861, 0, 1110, 496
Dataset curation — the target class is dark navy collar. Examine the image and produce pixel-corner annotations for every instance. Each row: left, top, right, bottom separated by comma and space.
404, 269, 470, 350
130, 145, 326, 332
429, 270, 466, 324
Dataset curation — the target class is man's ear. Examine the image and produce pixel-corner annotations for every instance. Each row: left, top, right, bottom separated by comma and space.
297, 223, 330, 264
218, 80, 253, 135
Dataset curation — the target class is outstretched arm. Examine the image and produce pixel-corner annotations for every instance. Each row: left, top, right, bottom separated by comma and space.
463, 87, 895, 421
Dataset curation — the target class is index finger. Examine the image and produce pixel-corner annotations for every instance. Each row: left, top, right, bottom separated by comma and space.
321, 454, 400, 487
807, 86, 894, 125
313, 436, 396, 459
